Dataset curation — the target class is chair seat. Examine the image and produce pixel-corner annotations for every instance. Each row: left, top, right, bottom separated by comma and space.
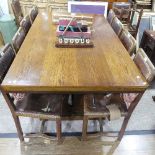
15, 94, 65, 119
84, 95, 128, 117
124, 24, 138, 38
121, 93, 139, 109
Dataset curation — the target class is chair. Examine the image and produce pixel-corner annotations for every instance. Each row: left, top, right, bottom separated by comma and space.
2, 92, 68, 143
12, 27, 26, 53
29, 6, 38, 24
20, 15, 32, 34
119, 29, 136, 56
11, 0, 24, 26
112, 2, 131, 23
124, 8, 143, 38
111, 17, 123, 37
82, 48, 155, 154
134, 48, 155, 82
0, 45, 68, 143
107, 9, 115, 25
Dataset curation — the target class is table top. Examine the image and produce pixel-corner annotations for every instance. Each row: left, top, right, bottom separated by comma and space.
1, 12, 148, 93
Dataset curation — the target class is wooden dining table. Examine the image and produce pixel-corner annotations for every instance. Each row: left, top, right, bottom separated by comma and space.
1, 12, 148, 93
0, 12, 149, 151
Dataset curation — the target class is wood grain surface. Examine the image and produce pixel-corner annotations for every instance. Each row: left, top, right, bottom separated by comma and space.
1, 12, 148, 92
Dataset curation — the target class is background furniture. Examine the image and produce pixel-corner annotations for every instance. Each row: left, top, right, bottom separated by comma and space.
0, 14, 17, 44
140, 30, 155, 66
124, 7, 143, 38
133, 0, 152, 11
11, 0, 24, 26
18, 0, 129, 15
112, 2, 131, 23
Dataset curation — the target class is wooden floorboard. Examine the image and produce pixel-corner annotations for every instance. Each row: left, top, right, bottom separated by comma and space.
0, 134, 155, 155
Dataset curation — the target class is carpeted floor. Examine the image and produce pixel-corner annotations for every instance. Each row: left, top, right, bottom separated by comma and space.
0, 13, 155, 134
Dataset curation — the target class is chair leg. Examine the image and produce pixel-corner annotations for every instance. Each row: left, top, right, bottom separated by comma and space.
118, 93, 143, 141
107, 140, 120, 155
56, 118, 61, 143
13, 115, 24, 142
1, 90, 24, 142
99, 118, 103, 133
82, 116, 88, 141
107, 93, 144, 155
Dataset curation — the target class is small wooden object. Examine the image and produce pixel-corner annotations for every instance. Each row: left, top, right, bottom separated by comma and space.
55, 41, 94, 48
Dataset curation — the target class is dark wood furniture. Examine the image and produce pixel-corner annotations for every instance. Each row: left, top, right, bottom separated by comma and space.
120, 29, 136, 56
134, 0, 152, 11
111, 16, 123, 37
82, 48, 154, 154
81, 0, 129, 9
124, 7, 143, 38
20, 14, 32, 34
29, 6, 38, 24
2, 13, 147, 93
1, 13, 148, 153
112, 2, 131, 22
12, 27, 25, 53
11, 93, 67, 143
0, 45, 67, 144
107, 9, 116, 25
140, 30, 155, 66
11, 0, 24, 26
0, 44, 15, 83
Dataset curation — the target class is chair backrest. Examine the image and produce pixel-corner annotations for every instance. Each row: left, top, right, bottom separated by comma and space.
12, 27, 26, 53
120, 29, 136, 56
134, 48, 155, 82
127, 8, 143, 38
107, 9, 115, 25
29, 6, 38, 24
112, 2, 131, 19
20, 15, 32, 34
111, 17, 123, 37
0, 44, 15, 83
11, 0, 24, 26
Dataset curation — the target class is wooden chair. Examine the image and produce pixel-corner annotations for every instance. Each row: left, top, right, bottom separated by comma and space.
124, 8, 143, 38
11, 0, 24, 26
119, 29, 136, 56
112, 2, 131, 23
0, 44, 68, 143
2, 91, 68, 143
111, 17, 123, 37
134, 48, 155, 82
12, 27, 26, 53
82, 48, 155, 154
20, 15, 32, 34
29, 6, 38, 24
107, 9, 115, 25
